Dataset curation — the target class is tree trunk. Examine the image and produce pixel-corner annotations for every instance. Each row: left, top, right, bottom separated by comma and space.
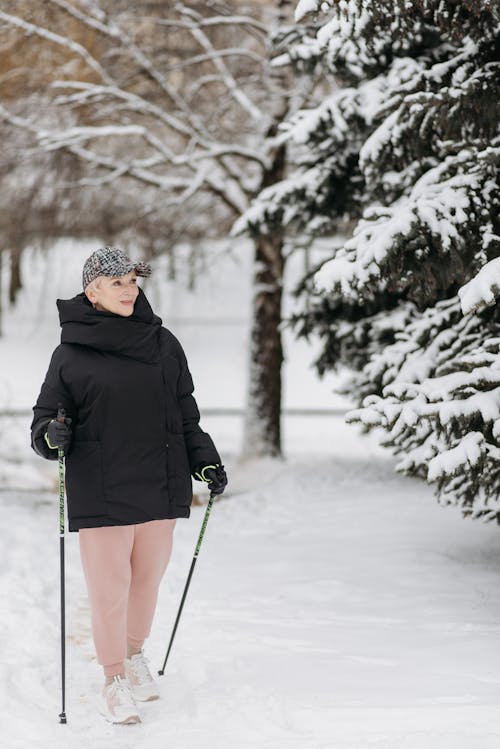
9, 245, 22, 306
243, 141, 286, 458
240, 0, 293, 459
243, 231, 285, 457
0, 249, 3, 337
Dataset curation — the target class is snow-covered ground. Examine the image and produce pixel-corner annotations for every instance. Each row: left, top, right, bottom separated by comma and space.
1, 431, 500, 748
0, 241, 499, 747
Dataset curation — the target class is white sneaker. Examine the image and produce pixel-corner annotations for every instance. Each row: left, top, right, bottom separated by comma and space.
124, 651, 160, 702
98, 675, 141, 724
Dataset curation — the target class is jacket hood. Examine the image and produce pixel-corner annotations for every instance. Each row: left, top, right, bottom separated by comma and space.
57, 287, 163, 363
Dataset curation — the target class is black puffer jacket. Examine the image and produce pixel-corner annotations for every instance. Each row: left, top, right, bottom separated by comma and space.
30, 288, 221, 531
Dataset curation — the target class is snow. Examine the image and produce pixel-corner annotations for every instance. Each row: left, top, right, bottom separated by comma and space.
231, 165, 325, 235
313, 146, 492, 297
427, 431, 485, 480
2, 432, 500, 747
459, 257, 500, 315
294, 0, 319, 22
39, 124, 151, 151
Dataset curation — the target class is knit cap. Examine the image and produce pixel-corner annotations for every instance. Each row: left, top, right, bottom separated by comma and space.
82, 246, 152, 289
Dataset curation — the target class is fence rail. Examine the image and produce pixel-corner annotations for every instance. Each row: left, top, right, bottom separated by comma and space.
0, 407, 348, 418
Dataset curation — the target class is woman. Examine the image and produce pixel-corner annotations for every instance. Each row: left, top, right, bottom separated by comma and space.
30, 246, 227, 724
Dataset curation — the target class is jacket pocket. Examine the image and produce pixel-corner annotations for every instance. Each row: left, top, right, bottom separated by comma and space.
65, 440, 107, 520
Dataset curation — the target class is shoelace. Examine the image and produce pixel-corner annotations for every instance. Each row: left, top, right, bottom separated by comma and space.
106, 676, 134, 706
129, 654, 153, 683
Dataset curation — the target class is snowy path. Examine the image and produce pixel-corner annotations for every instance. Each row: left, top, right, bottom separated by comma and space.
1, 446, 500, 748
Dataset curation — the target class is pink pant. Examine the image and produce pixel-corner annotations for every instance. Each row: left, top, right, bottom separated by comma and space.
79, 519, 176, 678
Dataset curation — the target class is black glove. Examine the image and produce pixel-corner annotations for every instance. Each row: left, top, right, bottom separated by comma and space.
45, 416, 73, 455
194, 463, 228, 496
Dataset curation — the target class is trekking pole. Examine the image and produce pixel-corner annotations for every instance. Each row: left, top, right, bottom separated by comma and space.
158, 491, 217, 676
56, 405, 67, 724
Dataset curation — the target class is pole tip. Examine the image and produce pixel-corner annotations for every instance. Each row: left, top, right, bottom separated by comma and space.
158, 669, 164, 676
59, 713, 67, 724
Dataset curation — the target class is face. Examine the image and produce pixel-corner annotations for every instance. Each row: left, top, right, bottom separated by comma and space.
85, 271, 139, 316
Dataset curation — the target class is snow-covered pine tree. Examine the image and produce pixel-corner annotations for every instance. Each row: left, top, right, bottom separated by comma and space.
234, 0, 500, 520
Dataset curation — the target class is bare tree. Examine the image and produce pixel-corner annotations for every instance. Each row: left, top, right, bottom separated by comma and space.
0, 0, 306, 458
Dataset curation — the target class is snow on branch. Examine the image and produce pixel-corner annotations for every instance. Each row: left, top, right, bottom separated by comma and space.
163, 47, 266, 72
0, 102, 245, 210
49, 0, 119, 37
67, 144, 197, 193
344, 296, 500, 519
459, 257, 500, 315
0, 103, 176, 166
38, 124, 173, 159
426, 432, 500, 497
278, 85, 363, 145
177, 4, 263, 121
313, 145, 499, 298
115, 12, 268, 33
234, 61, 427, 236
50, 81, 196, 140
295, 0, 319, 23
292, 0, 497, 84
182, 14, 268, 33
359, 60, 497, 193
277, 57, 423, 146
49, 82, 268, 169
231, 161, 332, 236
